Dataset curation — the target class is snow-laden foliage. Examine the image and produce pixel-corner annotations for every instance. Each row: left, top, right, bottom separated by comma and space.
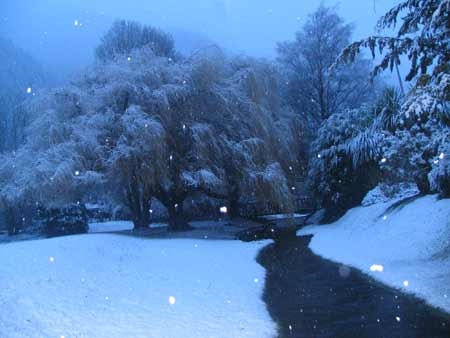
361, 182, 419, 206
312, 71, 449, 214
429, 140, 450, 197
379, 73, 450, 193
244, 162, 294, 216
95, 20, 175, 62
319, 0, 450, 213
373, 87, 403, 132
1, 32, 299, 230
277, 5, 377, 125
339, 0, 450, 81
308, 107, 382, 219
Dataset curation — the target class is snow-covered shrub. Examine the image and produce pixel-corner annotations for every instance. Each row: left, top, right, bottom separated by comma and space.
379, 74, 450, 194
362, 182, 419, 206
308, 107, 382, 219
429, 140, 450, 197
373, 87, 403, 133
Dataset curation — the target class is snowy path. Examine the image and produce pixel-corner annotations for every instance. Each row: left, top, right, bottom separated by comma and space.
0, 234, 275, 338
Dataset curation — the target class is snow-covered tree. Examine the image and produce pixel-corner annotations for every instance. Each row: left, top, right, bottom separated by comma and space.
1, 27, 297, 232
339, 0, 450, 82
338, 0, 450, 196
95, 20, 175, 62
105, 106, 167, 228
277, 5, 376, 125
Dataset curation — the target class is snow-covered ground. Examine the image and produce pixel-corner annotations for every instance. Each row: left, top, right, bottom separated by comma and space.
299, 194, 450, 313
88, 220, 134, 233
88, 221, 168, 233
0, 234, 275, 338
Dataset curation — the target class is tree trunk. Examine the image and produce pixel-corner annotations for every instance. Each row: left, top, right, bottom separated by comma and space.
132, 209, 150, 230
124, 174, 152, 230
228, 187, 240, 218
6, 206, 18, 236
167, 201, 190, 232
416, 174, 431, 195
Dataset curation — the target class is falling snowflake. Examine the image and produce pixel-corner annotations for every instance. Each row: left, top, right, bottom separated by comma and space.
370, 264, 384, 272
26, 87, 32, 94
220, 206, 228, 214
403, 280, 409, 287
168, 296, 176, 305
74, 20, 79, 26
395, 316, 401, 322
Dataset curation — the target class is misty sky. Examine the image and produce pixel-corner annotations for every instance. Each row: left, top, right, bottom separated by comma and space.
1, 0, 400, 81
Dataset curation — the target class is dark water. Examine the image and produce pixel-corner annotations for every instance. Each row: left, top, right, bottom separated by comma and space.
257, 236, 450, 338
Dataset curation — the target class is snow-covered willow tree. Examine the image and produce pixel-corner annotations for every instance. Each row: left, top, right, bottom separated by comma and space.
1, 21, 298, 232
338, 0, 450, 196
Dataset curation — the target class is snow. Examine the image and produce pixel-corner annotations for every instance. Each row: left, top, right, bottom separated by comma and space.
299, 195, 450, 313
259, 213, 310, 221
88, 221, 134, 233
0, 234, 275, 338
361, 183, 419, 206
88, 221, 169, 233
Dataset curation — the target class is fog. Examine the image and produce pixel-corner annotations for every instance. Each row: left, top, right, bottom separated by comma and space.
1, 0, 399, 81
